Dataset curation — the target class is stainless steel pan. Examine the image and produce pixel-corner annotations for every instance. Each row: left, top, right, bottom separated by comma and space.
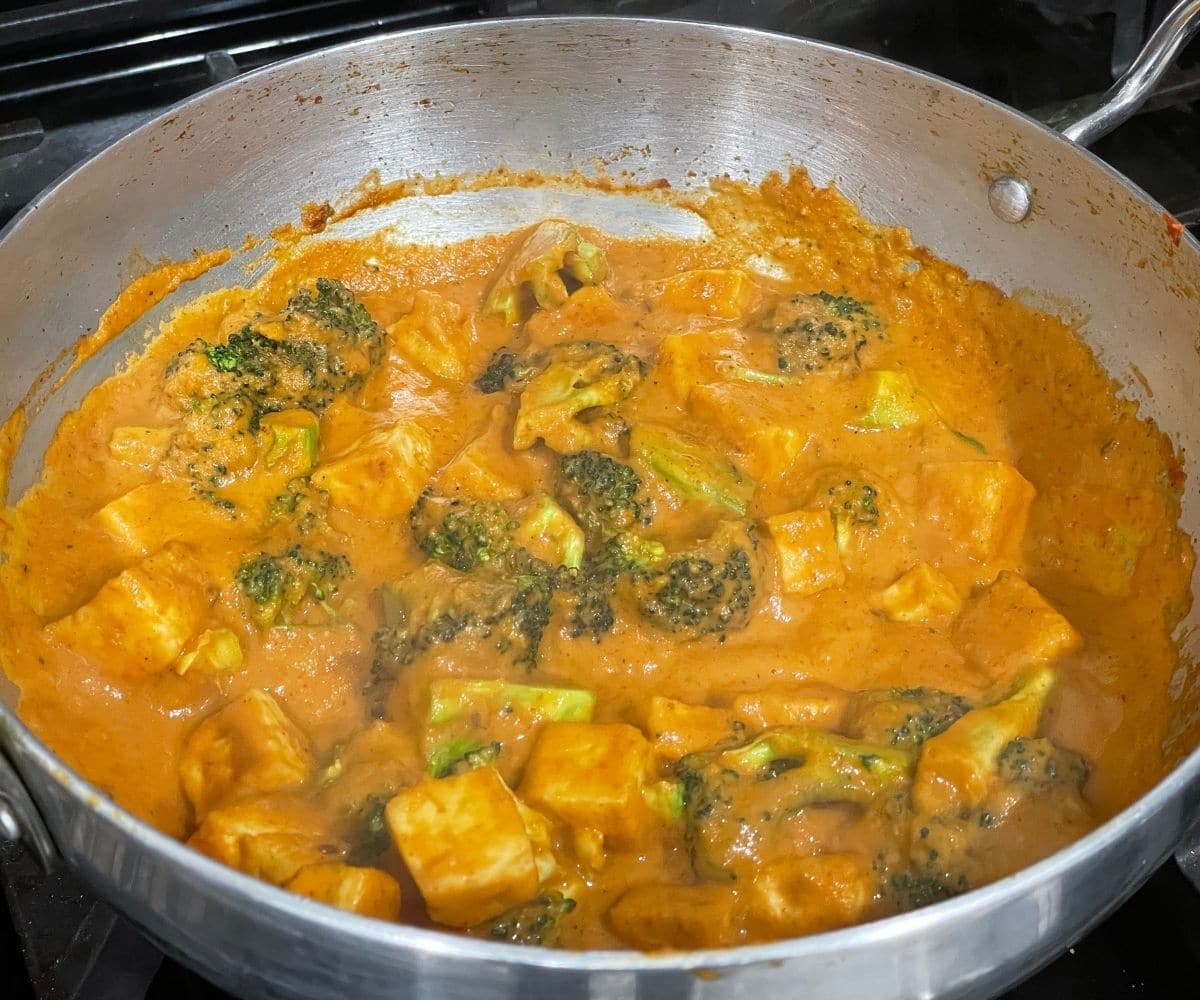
3, 6, 1200, 998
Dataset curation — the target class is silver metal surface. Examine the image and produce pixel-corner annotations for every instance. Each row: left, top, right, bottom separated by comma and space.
987, 175, 1034, 223
0, 752, 56, 872
1, 15, 1200, 1000
1062, 0, 1200, 145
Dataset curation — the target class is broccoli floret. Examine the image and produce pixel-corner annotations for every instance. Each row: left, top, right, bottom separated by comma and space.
557, 451, 653, 541
268, 478, 330, 533
514, 495, 586, 570
409, 490, 517, 572
630, 424, 755, 516
512, 342, 645, 453
474, 890, 577, 946
286, 277, 386, 349
847, 687, 972, 751
427, 737, 502, 780
371, 555, 558, 686
167, 280, 384, 422
345, 794, 392, 866
913, 667, 1057, 817
484, 219, 610, 325
632, 521, 759, 641
824, 478, 880, 553
767, 290, 883, 375
234, 545, 351, 628
887, 869, 970, 912
678, 726, 911, 881
997, 737, 1089, 791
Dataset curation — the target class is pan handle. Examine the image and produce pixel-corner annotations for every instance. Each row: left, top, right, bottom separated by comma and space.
1058, 0, 1200, 147
0, 751, 59, 871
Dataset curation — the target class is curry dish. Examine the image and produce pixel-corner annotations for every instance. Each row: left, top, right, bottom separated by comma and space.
0, 171, 1193, 950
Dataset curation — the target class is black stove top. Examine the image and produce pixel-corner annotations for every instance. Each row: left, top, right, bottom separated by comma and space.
3, 1, 1200, 998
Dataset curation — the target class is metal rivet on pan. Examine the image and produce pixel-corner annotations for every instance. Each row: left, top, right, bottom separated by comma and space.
988, 175, 1033, 223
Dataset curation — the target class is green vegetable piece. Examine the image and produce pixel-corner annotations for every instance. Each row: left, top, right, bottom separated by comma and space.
427, 679, 596, 727
641, 779, 685, 822
914, 667, 1056, 815
630, 423, 755, 515
474, 890, 577, 946
234, 545, 351, 629
485, 220, 611, 325
952, 428, 988, 453
260, 409, 320, 473
515, 495, 586, 570
854, 370, 932, 429
427, 737, 501, 779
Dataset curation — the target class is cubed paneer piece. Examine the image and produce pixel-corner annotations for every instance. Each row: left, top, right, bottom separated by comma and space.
730, 683, 849, 731
1068, 523, 1153, 599
688, 382, 807, 480
642, 696, 740, 762
260, 409, 319, 477
655, 328, 745, 401
953, 572, 1081, 683
286, 862, 402, 920
607, 883, 741, 949
187, 798, 332, 885
659, 268, 750, 319
850, 370, 935, 429
312, 420, 432, 520
108, 426, 173, 468
765, 508, 845, 595
920, 460, 1036, 560
746, 854, 873, 940
44, 542, 212, 678
93, 482, 196, 559
435, 413, 526, 501
174, 627, 243, 676
878, 562, 962, 623
385, 767, 542, 927
519, 723, 652, 847
386, 290, 474, 382
180, 688, 313, 821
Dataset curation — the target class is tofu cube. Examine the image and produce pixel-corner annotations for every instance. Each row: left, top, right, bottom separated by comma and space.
608, 883, 740, 949
730, 683, 850, 731
180, 688, 313, 821
187, 798, 330, 885
765, 508, 845, 595
519, 723, 651, 847
655, 328, 745, 400
174, 627, 244, 677
45, 542, 212, 678
108, 426, 174, 468
385, 767, 541, 927
689, 382, 808, 480
312, 420, 432, 520
286, 863, 402, 920
953, 571, 1081, 683
93, 482, 196, 559
659, 268, 750, 319
643, 696, 739, 762
386, 290, 474, 382
878, 562, 962, 623
747, 854, 873, 940
920, 460, 1036, 560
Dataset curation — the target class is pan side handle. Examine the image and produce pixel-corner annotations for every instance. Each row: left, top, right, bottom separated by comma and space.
0, 751, 58, 872
1054, 0, 1200, 147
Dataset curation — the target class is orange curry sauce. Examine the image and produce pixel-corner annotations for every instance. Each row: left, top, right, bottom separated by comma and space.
0, 171, 1192, 949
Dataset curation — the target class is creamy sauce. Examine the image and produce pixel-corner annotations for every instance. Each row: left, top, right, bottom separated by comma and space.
0, 170, 1192, 950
